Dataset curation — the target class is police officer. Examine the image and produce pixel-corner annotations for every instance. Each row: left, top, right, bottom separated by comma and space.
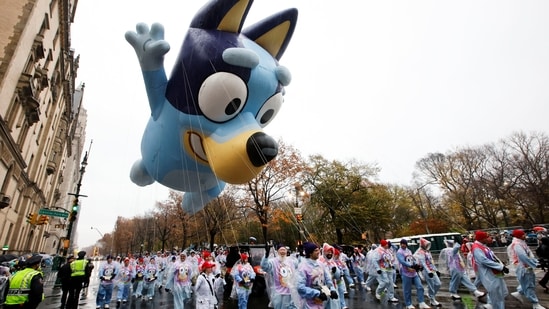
3, 254, 44, 309
58, 255, 75, 309
67, 251, 88, 309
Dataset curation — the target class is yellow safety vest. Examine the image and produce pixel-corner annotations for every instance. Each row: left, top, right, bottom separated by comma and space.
71, 259, 88, 277
4, 268, 42, 305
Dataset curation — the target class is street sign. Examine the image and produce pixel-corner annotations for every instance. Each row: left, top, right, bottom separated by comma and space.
38, 208, 69, 218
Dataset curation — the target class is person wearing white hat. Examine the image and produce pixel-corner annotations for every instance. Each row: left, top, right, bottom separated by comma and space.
156, 252, 167, 292
414, 238, 441, 307
438, 239, 485, 300
165, 252, 194, 309
364, 244, 378, 292
260, 244, 298, 309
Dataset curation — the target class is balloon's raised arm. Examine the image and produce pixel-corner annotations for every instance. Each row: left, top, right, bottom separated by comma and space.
125, 22, 170, 71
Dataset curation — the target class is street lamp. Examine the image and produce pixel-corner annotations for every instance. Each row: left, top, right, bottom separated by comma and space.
293, 183, 306, 245
91, 226, 114, 256
91, 226, 104, 237
63, 145, 91, 257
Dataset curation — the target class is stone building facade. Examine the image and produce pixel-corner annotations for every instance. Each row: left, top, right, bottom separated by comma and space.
0, 0, 85, 255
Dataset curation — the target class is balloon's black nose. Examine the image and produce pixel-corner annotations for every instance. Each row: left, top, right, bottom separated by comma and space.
247, 132, 278, 167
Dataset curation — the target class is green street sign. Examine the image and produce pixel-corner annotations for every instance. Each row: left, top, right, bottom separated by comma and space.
38, 208, 69, 218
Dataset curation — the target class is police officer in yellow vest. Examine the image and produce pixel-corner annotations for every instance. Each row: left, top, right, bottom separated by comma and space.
4, 254, 44, 309
67, 251, 88, 309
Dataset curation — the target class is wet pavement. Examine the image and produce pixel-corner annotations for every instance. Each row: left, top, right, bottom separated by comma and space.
37, 261, 549, 309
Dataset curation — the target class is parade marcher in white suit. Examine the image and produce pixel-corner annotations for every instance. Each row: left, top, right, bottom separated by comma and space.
96, 255, 118, 309
165, 252, 194, 309
133, 257, 146, 298
414, 238, 441, 307
334, 248, 350, 309
142, 257, 159, 301
156, 252, 167, 291
471, 231, 509, 309
438, 239, 485, 300
231, 253, 256, 309
507, 229, 546, 309
116, 257, 135, 305
372, 240, 399, 303
318, 243, 342, 309
194, 261, 218, 309
261, 244, 299, 309
296, 242, 338, 309
396, 239, 430, 309
364, 244, 378, 292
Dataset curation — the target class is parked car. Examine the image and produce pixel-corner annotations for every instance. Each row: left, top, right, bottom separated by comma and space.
526, 231, 540, 246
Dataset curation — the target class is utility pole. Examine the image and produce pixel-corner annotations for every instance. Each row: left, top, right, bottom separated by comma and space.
62, 141, 92, 256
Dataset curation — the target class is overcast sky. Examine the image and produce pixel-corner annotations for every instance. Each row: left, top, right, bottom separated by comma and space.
69, 0, 549, 248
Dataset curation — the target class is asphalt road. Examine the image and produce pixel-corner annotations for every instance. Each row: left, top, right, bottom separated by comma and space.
37, 261, 549, 309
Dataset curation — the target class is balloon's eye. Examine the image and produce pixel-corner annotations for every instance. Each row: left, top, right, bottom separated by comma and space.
256, 93, 283, 128
198, 72, 247, 122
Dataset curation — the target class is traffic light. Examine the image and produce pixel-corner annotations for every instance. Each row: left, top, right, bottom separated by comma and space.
36, 215, 49, 225
69, 211, 77, 222
296, 214, 303, 222
26, 213, 38, 224
70, 198, 78, 222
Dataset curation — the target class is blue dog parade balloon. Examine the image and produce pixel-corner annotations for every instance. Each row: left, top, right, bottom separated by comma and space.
125, 0, 298, 214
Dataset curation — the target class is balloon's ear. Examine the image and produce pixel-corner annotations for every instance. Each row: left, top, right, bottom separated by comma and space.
191, 0, 298, 61
190, 0, 253, 33
243, 8, 298, 60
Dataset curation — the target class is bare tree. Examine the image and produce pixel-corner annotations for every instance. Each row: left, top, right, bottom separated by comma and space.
193, 191, 240, 251
153, 201, 179, 252
238, 140, 305, 245
504, 131, 549, 224
415, 131, 549, 230
415, 149, 496, 229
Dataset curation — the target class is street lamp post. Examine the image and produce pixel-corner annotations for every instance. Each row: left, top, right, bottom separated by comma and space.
91, 226, 114, 256
62, 148, 90, 257
91, 226, 103, 257
91, 226, 104, 238
294, 183, 305, 246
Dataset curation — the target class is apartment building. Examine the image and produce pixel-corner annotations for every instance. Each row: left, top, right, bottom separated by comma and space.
0, 0, 85, 255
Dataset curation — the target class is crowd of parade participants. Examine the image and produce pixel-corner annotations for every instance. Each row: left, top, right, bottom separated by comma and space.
45, 228, 549, 309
